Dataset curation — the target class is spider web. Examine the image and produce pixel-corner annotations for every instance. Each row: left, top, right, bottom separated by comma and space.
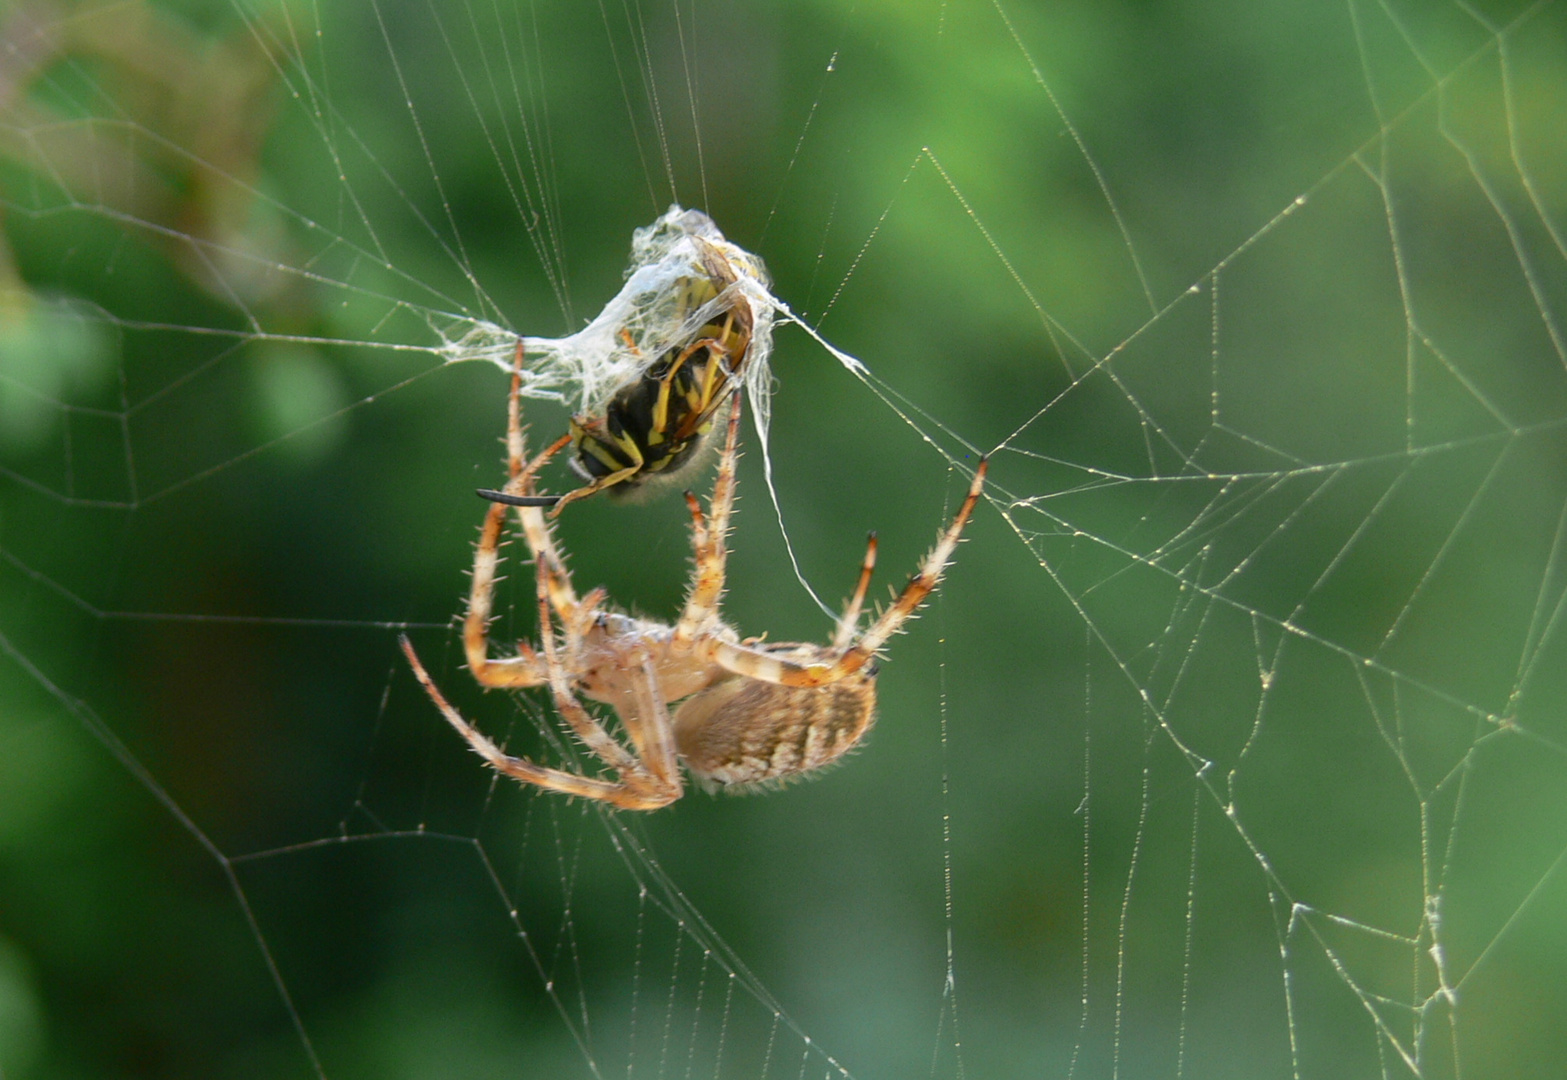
2, 0, 1566, 1077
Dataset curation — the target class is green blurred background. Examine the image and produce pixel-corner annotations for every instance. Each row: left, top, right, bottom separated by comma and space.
2, 0, 1566, 1076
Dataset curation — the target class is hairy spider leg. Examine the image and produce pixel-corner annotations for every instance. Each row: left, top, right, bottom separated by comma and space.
673, 386, 744, 645
499, 340, 610, 642
474, 340, 575, 510
458, 341, 580, 689
697, 459, 988, 688
401, 635, 670, 809
459, 497, 547, 688
501, 340, 582, 618
498, 341, 663, 789
626, 652, 683, 801
498, 343, 615, 668
530, 575, 679, 808
832, 533, 879, 652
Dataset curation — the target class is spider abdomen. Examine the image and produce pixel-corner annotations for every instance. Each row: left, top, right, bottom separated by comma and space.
673, 665, 877, 788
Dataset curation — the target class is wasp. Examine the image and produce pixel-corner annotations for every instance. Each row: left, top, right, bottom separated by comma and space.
482, 223, 767, 515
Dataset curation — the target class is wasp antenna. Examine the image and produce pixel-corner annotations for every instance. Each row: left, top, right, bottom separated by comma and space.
477, 488, 561, 508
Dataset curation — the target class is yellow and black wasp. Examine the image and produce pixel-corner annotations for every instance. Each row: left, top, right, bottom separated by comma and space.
482, 232, 765, 514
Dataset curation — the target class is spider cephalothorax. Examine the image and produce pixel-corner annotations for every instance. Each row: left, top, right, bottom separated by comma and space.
402, 348, 984, 809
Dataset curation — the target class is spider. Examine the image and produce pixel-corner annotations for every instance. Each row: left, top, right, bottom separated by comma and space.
401, 346, 986, 810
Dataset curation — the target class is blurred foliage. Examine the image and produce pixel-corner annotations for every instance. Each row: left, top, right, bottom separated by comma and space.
2, 1, 1567, 1078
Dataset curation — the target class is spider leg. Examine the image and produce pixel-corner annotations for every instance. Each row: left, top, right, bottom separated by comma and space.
462, 343, 578, 687
521, 483, 671, 801
464, 496, 550, 688
501, 339, 585, 624
832, 533, 879, 652
673, 386, 743, 644
825, 458, 987, 657
702, 459, 988, 688
402, 635, 673, 810
612, 652, 682, 798
514, 477, 586, 627
464, 482, 593, 690
532, 577, 663, 791
515, 432, 573, 492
